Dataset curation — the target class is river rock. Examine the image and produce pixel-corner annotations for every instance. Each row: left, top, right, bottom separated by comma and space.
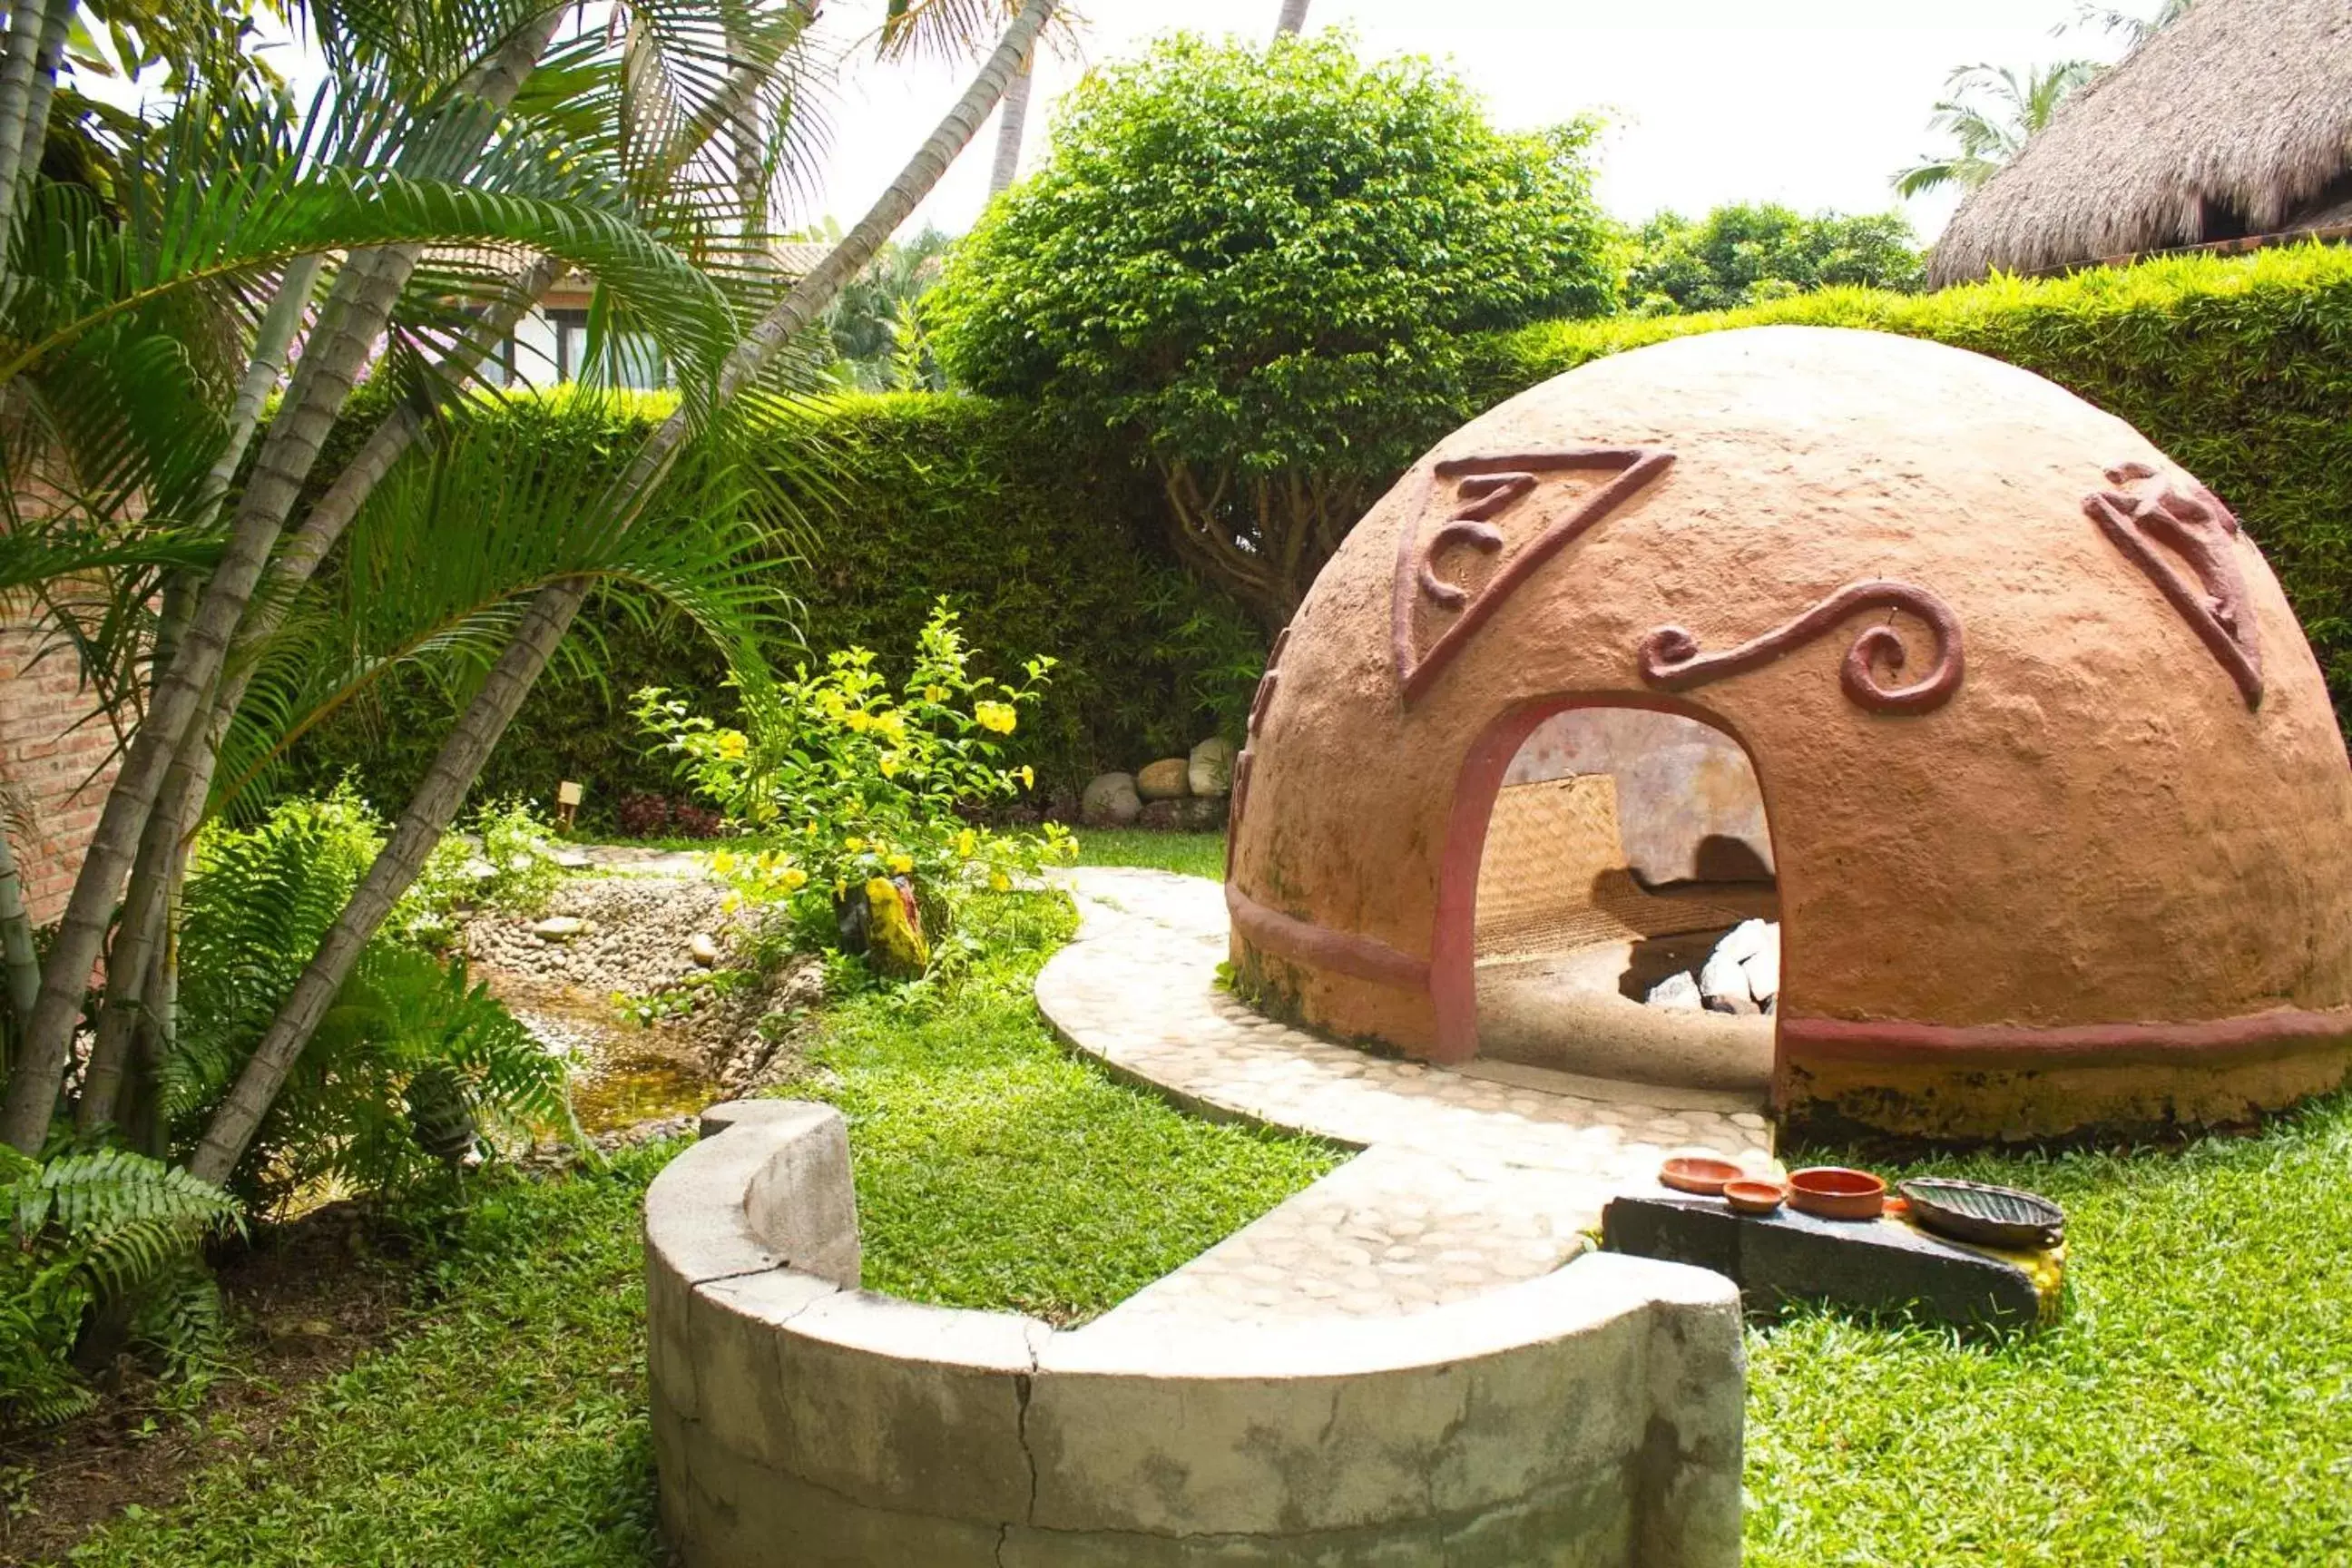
1646, 971, 1702, 1011
1740, 923, 1781, 1010
1135, 758, 1191, 800
1188, 737, 1238, 798
1081, 771, 1142, 826
688, 932, 720, 967
1699, 944, 1759, 1015
532, 916, 592, 942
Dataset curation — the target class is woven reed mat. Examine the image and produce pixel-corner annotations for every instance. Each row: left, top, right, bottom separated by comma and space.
1475, 776, 1749, 960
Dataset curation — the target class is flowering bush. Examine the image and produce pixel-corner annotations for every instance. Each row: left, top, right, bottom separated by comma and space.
634, 602, 1074, 961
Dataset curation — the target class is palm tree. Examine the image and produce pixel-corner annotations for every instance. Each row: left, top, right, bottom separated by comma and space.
0, 0, 1063, 1170
2067, 0, 2195, 54
987, 49, 1032, 193
1274, 0, 1310, 37
1893, 60, 2095, 198
186, 0, 1061, 1181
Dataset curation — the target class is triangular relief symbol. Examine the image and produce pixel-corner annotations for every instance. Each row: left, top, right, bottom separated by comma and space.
1390, 446, 1675, 701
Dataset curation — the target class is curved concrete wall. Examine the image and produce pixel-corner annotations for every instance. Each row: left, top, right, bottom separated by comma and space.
646, 1101, 1745, 1567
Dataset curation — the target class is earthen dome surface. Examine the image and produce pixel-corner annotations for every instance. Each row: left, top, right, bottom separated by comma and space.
1226, 326, 2352, 1139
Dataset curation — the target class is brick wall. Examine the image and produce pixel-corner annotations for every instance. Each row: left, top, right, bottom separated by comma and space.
0, 620, 122, 925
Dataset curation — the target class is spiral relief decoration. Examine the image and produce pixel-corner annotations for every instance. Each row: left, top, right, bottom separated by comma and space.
1639, 578, 1965, 714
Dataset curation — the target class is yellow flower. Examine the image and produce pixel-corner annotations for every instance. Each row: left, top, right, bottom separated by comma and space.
990, 871, 1011, 892
843, 710, 870, 733
876, 712, 906, 743
714, 730, 748, 760
956, 828, 977, 858
843, 836, 865, 852
710, 849, 739, 875
720, 892, 741, 913
923, 684, 947, 703
974, 701, 1017, 734
887, 853, 914, 875
781, 867, 808, 891
833, 877, 847, 897
878, 753, 901, 779
1018, 764, 1034, 789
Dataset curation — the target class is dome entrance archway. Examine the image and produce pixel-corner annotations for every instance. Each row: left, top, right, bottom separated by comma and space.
1446, 698, 1778, 1093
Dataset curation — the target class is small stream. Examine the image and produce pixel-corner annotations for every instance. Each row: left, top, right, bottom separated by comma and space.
481, 971, 720, 1136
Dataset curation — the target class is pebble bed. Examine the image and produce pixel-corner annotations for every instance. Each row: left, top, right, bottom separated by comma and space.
463, 868, 824, 1118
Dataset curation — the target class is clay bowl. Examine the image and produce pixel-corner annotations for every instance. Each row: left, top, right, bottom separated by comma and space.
1659, 1155, 1746, 1196
1721, 1179, 1788, 1217
1787, 1166, 1887, 1221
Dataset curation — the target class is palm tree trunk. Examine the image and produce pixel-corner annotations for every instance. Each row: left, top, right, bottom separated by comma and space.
987, 51, 1033, 195
1274, 0, 1310, 37
82, 253, 564, 1132
0, 0, 65, 249
189, 0, 1062, 1185
0, 13, 563, 1153
0, 816, 39, 1040
8, 0, 67, 221
78, 260, 326, 1131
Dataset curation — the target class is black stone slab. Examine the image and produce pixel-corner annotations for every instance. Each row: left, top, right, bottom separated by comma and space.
1602, 1191, 2046, 1329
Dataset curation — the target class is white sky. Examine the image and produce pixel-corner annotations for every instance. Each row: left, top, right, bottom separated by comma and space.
799, 0, 2147, 244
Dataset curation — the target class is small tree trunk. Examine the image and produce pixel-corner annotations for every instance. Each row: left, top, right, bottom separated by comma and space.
189, 0, 1063, 1185
1273, 0, 1311, 37
0, 15, 562, 1153
987, 52, 1033, 195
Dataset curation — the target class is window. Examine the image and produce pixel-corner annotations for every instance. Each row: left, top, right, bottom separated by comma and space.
548, 309, 668, 389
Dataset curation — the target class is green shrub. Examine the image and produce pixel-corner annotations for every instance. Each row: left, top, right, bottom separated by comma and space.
167, 792, 568, 1211
1478, 242, 2352, 715
636, 602, 1076, 965
287, 394, 1260, 817
931, 30, 1617, 629
0, 1144, 240, 1427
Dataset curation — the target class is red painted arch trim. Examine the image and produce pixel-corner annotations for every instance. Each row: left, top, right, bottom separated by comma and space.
1780, 1006, 2352, 1069
1226, 883, 1431, 992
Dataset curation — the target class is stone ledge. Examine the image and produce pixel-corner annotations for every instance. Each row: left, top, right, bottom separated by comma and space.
1601, 1191, 2045, 1328
647, 1108, 1748, 1567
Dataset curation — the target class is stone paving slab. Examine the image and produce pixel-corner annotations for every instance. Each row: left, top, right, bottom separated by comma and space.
1038, 868, 1776, 1327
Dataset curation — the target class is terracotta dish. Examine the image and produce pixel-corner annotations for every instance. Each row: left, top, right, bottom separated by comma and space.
1787, 1166, 1887, 1221
1721, 1179, 1788, 1216
1658, 1155, 1745, 1196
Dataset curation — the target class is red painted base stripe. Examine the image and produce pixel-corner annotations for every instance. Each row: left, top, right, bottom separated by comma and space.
1226, 883, 1431, 992
1781, 1006, 2352, 1067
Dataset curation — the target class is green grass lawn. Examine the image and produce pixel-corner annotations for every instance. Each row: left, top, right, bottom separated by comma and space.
59, 1149, 673, 1567
1749, 1098, 2352, 1567
776, 891, 1339, 1322
1067, 827, 1226, 880
54, 831, 2352, 1564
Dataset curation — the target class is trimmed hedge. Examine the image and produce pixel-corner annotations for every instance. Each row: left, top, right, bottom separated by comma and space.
292, 245, 2352, 822
1479, 243, 2352, 710
289, 394, 1262, 824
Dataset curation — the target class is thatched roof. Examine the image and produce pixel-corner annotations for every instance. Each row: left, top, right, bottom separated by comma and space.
1928, 0, 2352, 286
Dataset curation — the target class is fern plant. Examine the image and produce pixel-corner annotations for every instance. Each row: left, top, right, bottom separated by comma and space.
168, 793, 567, 1213
0, 1144, 240, 1429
